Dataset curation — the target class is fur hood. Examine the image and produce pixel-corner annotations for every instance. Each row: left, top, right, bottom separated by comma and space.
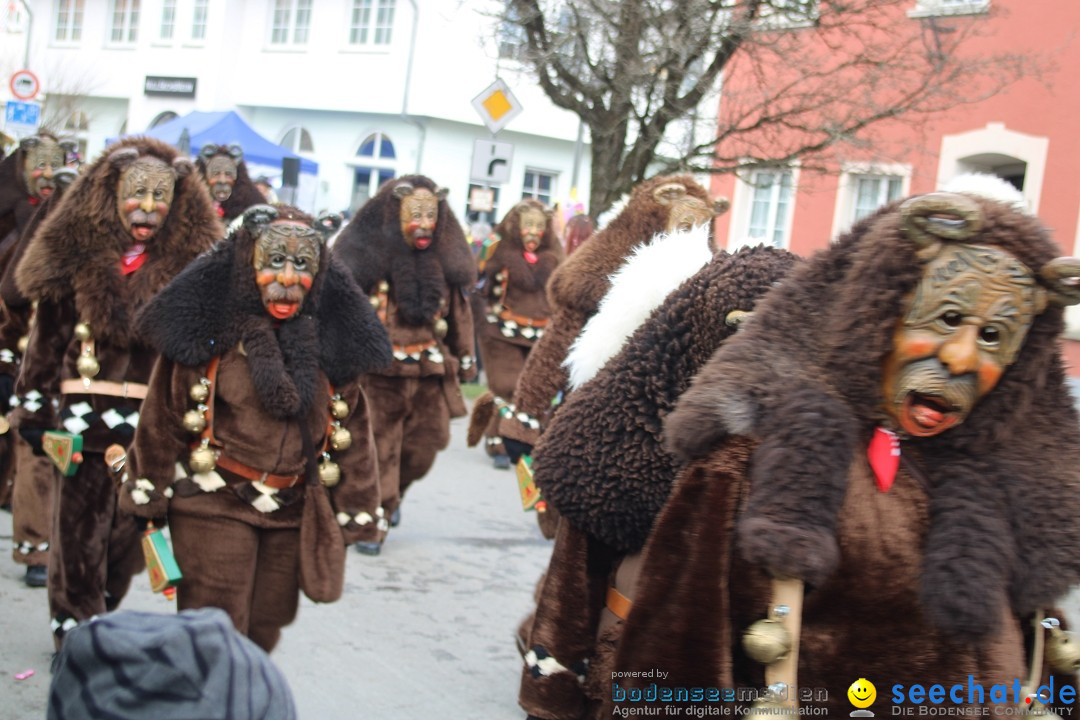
333, 174, 475, 301
137, 206, 392, 418
15, 136, 223, 348
564, 223, 715, 390
484, 198, 563, 294
546, 174, 712, 317
195, 145, 268, 221
665, 192, 1080, 640
534, 246, 799, 553
0, 132, 61, 247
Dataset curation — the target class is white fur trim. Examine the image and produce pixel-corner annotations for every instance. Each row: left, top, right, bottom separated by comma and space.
564, 224, 713, 389
191, 470, 226, 492
940, 173, 1030, 214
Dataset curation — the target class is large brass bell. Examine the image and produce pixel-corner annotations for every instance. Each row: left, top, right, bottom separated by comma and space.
319, 458, 341, 487
330, 425, 352, 451
369, 296, 381, 309
16, 335, 28, 354
1045, 618, 1080, 673
433, 317, 448, 339
74, 322, 93, 342
182, 409, 207, 434
330, 397, 349, 420
190, 380, 210, 403
742, 618, 792, 665
378, 281, 389, 293
76, 353, 100, 379
189, 443, 216, 474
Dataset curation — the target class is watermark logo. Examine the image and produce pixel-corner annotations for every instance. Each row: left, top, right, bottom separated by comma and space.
849, 678, 876, 717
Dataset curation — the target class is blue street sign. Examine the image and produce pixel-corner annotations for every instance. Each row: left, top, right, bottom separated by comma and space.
4, 100, 41, 127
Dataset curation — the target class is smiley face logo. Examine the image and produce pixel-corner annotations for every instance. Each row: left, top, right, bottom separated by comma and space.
848, 678, 876, 708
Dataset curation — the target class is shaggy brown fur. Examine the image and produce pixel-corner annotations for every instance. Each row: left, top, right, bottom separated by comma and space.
16, 136, 222, 349
532, 246, 799, 553
664, 195, 1080, 642
333, 174, 476, 321
499, 175, 711, 446
195, 145, 268, 222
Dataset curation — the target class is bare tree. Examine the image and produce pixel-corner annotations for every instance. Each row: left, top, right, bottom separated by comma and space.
505, 0, 1038, 220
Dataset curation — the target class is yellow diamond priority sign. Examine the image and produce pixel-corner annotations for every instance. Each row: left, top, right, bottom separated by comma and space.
471, 79, 523, 134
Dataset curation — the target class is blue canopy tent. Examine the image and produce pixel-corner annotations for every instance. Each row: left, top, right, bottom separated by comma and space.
112, 110, 318, 209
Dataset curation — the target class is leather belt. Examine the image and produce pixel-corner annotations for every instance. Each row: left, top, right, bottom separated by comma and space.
60, 379, 149, 400
497, 308, 549, 328
605, 586, 633, 621
214, 454, 301, 489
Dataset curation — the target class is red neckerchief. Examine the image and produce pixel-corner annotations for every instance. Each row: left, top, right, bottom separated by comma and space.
120, 243, 147, 275
867, 427, 900, 492
28, 196, 40, 206
523, 250, 538, 264
214, 202, 225, 218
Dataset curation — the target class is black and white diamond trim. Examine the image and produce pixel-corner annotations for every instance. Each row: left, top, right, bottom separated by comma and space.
15, 390, 45, 413
524, 645, 587, 684
16, 540, 49, 555
62, 401, 96, 434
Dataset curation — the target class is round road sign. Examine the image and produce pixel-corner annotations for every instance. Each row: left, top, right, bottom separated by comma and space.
10, 70, 40, 101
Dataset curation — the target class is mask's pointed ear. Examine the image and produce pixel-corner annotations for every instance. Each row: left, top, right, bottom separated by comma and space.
19, 136, 40, 152
198, 145, 218, 161
1041, 257, 1080, 307
172, 157, 194, 179
435, 186, 449, 201
107, 147, 140, 172
314, 212, 342, 241
227, 144, 244, 161
713, 197, 731, 216
392, 182, 415, 200
242, 204, 279, 234
53, 167, 78, 190
900, 192, 983, 262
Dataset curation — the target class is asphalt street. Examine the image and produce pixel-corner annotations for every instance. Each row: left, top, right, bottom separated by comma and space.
0, 401, 553, 719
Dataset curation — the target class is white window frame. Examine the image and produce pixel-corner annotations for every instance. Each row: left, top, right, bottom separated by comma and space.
754, 0, 819, 30
64, 110, 90, 162
269, 0, 312, 48
727, 166, 798, 251
190, 0, 209, 42
831, 162, 912, 238
108, 0, 140, 46
346, 0, 394, 47
908, 0, 990, 18
53, 0, 84, 45
158, 0, 176, 41
279, 126, 315, 155
347, 131, 397, 211
522, 169, 557, 207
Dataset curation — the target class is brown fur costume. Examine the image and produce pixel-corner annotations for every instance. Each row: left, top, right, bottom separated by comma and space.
120, 206, 391, 651
1, 169, 77, 569
496, 175, 712, 450
332, 175, 476, 531
515, 247, 799, 719
14, 136, 222, 643
602, 193, 1080, 716
472, 199, 563, 457
195, 144, 268, 222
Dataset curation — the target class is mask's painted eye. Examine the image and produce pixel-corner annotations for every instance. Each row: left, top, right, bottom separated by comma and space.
979, 325, 1001, 345
270, 254, 286, 268
294, 257, 307, 270
940, 310, 962, 328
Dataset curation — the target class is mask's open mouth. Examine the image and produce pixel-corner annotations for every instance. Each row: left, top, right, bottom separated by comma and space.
414, 236, 432, 250
267, 302, 299, 320
899, 391, 961, 437
131, 223, 158, 241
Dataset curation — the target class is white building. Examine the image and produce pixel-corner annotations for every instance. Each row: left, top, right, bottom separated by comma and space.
0, 0, 592, 221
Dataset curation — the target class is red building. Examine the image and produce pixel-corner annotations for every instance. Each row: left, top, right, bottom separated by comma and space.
710, 0, 1080, 372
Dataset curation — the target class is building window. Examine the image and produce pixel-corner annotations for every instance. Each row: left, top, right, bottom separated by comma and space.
280, 126, 315, 154
522, 170, 555, 206
159, 0, 175, 40
64, 111, 89, 161
909, 0, 990, 18
149, 111, 178, 128
110, 0, 140, 44
756, 0, 818, 29
497, 3, 528, 61
349, 0, 394, 46
746, 169, 793, 248
852, 174, 903, 222
54, 0, 84, 42
271, 0, 312, 45
351, 132, 396, 211
192, 0, 208, 40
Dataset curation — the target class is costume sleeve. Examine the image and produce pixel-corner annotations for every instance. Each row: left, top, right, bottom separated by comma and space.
118, 356, 197, 519
444, 285, 476, 380
14, 296, 74, 431
329, 381, 383, 544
